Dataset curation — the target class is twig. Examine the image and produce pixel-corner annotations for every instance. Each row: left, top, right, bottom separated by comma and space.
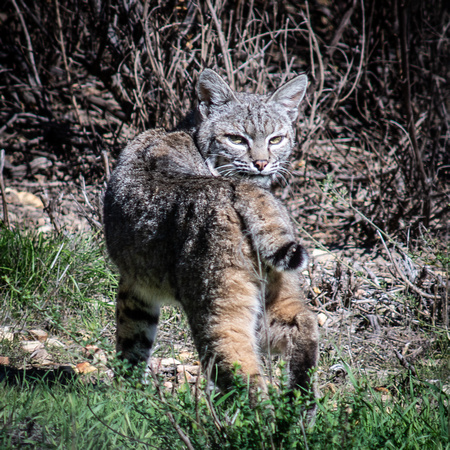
150, 369, 196, 450
0, 113, 19, 136
39, 190, 61, 234
302, 2, 324, 131
338, 0, 366, 104
325, 0, 357, 62
206, 0, 235, 89
393, 348, 417, 377
82, 95, 128, 121
142, 1, 183, 110
204, 357, 226, 436
54, 0, 83, 127
377, 231, 436, 300
397, 0, 430, 224
102, 151, 111, 182
11, 0, 42, 88
0, 150, 10, 228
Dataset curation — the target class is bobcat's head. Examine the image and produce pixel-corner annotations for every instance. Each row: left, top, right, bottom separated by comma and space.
195, 69, 308, 188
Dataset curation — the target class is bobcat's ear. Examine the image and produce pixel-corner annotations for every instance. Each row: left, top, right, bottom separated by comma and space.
268, 74, 308, 122
197, 69, 237, 117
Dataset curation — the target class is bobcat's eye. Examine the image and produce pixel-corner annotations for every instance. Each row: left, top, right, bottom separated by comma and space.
269, 136, 283, 145
227, 135, 246, 145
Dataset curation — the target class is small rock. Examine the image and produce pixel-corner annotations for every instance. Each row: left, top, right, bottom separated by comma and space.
16, 191, 44, 208
317, 312, 327, 327
177, 370, 195, 384
37, 224, 53, 234
163, 381, 173, 389
177, 364, 200, 375
0, 356, 10, 365
160, 358, 181, 366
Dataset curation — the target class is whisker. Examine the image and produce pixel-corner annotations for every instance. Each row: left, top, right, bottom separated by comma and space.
216, 164, 235, 172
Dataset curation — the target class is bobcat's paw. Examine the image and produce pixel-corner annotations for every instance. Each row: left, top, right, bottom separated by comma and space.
269, 242, 308, 271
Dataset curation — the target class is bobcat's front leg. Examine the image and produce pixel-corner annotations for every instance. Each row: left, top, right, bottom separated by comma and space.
261, 271, 318, 395
115, 279, 161, 369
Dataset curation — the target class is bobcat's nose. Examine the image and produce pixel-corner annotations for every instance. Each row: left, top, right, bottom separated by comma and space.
253, 160, 269, 171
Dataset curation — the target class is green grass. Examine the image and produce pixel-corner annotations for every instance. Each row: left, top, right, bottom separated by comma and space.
0, 226, 449, 449
0, 365, 448, 449
0, 226, 117, 339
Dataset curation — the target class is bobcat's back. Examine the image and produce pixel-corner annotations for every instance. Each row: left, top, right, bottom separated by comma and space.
104, 129, 305, 305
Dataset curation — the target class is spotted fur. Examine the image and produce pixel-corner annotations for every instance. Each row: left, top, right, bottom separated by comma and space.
104, 72, 318, 401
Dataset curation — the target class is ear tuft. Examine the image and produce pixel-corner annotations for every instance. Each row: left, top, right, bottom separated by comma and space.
268, 74, 308, 122
197, 69, 237, 116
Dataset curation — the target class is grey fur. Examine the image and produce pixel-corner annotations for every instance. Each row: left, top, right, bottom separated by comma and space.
191, 69, 308, 188
104, 71, 317, 401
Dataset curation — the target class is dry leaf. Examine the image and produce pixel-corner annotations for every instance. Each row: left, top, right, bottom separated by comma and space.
83, 345, 107, 363
178, 351, 194, 361
76, 362, 97, 374
374, 386, 390, 394
323, 383, 337, 394
21, 341, 43, 353
29, 329, 48, 342
47, 338, 64, 347
0, 327, 14, 342
31, 347, 53, 365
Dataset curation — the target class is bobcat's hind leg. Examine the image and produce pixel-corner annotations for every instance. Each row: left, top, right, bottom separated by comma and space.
116, 279, 160, 372
261, 271, 318, 395
185, 270, 266, 400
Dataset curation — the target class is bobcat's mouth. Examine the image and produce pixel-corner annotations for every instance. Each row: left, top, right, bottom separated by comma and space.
238, 171, 273, 188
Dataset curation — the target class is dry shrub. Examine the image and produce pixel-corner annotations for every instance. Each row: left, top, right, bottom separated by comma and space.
0, 0, 449, 240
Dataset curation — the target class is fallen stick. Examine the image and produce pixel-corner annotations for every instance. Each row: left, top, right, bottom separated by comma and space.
0, 149, 10, 228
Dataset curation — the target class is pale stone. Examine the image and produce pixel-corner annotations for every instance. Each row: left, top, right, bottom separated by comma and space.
318, 312, 328, 327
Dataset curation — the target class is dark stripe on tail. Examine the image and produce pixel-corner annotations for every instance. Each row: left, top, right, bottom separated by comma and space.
271, 243, 307, 270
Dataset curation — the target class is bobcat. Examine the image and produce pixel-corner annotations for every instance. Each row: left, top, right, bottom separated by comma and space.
103, 70, 318, 401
